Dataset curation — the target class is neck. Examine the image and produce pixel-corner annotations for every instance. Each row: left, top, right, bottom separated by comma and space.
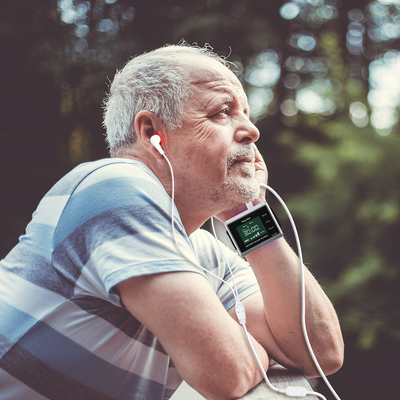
172, 192, 218, 236
117, 145, 216, 236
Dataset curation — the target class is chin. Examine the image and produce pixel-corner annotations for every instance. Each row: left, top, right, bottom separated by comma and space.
220, 176, 261, 205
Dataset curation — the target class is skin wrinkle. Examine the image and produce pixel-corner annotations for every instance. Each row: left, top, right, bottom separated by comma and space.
226, 145, 255, 170
167, 57, 261, 211
113, 51, 344, 399
218, 144, 260, 206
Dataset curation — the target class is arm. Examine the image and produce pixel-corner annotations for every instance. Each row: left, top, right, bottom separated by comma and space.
115, 271, 269, 400
220, 145, 344, 377
234, 239, 344, 377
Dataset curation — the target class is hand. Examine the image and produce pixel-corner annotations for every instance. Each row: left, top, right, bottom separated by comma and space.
216, 144, 268, 222
253, 143, 268, 202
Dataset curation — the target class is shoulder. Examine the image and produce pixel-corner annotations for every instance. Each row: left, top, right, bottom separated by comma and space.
190, 228, 234, 268
52, 159, 173, 249
65, 158, 169, 210
74, 159, 162, 194
47, 158, 163, 199
190, 228, 217, 250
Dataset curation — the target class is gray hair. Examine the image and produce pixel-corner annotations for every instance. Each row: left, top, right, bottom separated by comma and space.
103, 43, 229, 156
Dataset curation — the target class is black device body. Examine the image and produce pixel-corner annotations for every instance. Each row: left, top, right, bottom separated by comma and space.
224, 202, 283, 257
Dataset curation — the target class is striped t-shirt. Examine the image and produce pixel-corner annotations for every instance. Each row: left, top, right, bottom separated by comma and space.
0, 158, 259, 400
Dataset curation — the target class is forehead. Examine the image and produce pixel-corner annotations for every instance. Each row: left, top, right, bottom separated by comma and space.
184, 56, 248, 106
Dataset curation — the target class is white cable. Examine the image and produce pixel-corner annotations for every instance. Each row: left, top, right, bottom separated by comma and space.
241, 321, 285, 395
162, 149, 338, 399
241, 321, 327, 400
211, 200, 327, 400
210, 216, 240, 303
162, 154, 237, 300
260, 183, 341, 400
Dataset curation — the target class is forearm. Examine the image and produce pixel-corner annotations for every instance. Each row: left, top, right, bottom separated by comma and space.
117, 272, 270, 400
189, 332, 270, 400
246, 237, 344, 376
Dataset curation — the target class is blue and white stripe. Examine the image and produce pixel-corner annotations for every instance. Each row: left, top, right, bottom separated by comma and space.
0, 158, 259, 399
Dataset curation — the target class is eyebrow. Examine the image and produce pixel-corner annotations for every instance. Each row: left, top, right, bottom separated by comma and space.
220, 93, 251, 116
221, 95, 234, 106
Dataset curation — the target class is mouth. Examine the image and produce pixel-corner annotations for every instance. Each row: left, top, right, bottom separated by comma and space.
228, 156, 254, 169
227, 159, 255, 180
227, 146, 255, 172
233, 157, 253, 164
229, 160, 253, 170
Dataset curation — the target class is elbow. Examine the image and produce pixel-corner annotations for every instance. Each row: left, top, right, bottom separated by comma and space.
323, 334, 345, 376
328, 344, 345, 375
304, 353, 344, 378
196, 370, 254, 400
218, 376, 260, 400
326, 342, 345, 375
209, 378, 251, 400
224, 365, 261, 400
190, 357, 265, 400
303, 339, 345, 378
218, 349, 269, 399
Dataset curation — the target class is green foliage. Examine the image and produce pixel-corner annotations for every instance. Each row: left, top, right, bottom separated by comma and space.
278, 117, 400, 348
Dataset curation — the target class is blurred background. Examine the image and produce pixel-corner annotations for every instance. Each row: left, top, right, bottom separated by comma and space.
1, 0, 399, 399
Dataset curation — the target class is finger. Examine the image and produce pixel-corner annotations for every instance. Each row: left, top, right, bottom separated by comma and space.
252, 144, 268, 174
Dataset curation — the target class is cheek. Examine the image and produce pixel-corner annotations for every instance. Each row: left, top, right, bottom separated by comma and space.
203, 143, 230, 180
181, 122, 232, 178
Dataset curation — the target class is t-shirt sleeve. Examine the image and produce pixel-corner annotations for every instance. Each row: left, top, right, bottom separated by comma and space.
52, 162, 204, 305
190, 229, 260, 312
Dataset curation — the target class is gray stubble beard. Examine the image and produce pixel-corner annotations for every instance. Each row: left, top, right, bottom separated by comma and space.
220, 170, 260, 206
216, 145, 261, 210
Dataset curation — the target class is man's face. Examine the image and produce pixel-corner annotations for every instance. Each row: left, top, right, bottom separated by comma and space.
166, 57, 261, 210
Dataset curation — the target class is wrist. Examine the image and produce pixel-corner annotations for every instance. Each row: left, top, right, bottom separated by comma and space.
216, 197, 266, 223
224, 202, 283, 257
216, 204, 248, 224
245, 236, 284, 260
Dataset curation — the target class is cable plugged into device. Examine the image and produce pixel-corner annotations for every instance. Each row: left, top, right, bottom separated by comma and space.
160, 147, 338, 400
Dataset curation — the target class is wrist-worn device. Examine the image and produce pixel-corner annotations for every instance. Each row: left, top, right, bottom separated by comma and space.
224, 201, 283, 257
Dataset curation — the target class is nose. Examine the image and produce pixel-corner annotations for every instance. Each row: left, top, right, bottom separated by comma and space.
235, 116, 260, 144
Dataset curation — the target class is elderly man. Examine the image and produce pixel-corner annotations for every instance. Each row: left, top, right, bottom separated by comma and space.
0, 44, 343, 400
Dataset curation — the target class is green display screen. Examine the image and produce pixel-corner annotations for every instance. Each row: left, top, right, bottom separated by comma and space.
225, 202, 283, 256
236, 216, 267, 245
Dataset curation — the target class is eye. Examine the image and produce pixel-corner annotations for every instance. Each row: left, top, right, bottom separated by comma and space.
210, 108, 229, 118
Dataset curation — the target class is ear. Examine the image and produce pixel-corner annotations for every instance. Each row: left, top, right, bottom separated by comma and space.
134, 110, 165, 159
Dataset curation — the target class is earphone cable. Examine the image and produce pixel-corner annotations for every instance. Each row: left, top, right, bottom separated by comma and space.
162, 148, 338, 400
210, 198, 327, 400
260, 183, 341, 400
163, 154, 238, 301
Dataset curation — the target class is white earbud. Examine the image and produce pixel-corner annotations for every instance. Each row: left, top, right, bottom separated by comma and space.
150, 135, 164, 155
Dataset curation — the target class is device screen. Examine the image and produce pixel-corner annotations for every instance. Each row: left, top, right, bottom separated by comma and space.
236, 215, 267, 245
225, 202, 282, 256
